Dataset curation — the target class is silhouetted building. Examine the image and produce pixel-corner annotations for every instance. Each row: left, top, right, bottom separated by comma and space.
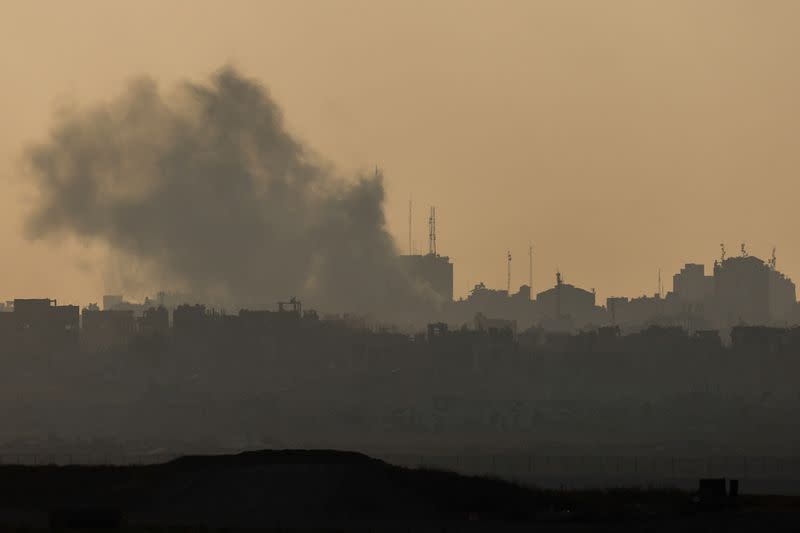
138, 306, 169, 335
606, 294, 664, 327
173, 304, 213, 332
693, 329, 722, 350
713, 256, 771, 327
399, 253, 453, 303
729, 325, 788, 350
10, 299, 79, 352
427, 322, 448, 339
445, 282, 537, 331
81, 309, 136, 350
768, 268, 796, 322
536, 274, 600, 330
673, 263, 713, 305
474, 312, 516, 339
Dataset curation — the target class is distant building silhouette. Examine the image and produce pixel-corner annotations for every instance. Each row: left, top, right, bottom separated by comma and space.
139, 306, 169, 335
672, 263, 713, 305
474, 312, 517, 339
712, 255, 795, 327
7, 299, 79, 352
399, 253, 453, 303
81, 308, 136, 350
536, 273, 600, 330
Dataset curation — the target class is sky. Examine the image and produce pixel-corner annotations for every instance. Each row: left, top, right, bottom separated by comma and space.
2, 1, 800, 307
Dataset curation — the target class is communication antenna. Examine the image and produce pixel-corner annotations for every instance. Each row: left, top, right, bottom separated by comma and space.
741, 242, 747, 257
507, 251, 512, 293
408, 197, 413, 255
428, 206, 436, 255
528, 243, 533, 294
770, 247, 777, 270
720, 243, 726, 261
555, 270, 563, 319
658, 268, 662, 298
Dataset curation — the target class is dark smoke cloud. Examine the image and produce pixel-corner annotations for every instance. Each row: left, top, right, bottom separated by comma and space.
24, 67, 436, 318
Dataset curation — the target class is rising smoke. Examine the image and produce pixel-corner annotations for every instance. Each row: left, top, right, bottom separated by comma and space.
24, 67, 436, 318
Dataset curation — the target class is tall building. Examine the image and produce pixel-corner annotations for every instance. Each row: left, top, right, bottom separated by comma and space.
398, 253, 454, 303
673, 263, 713, 305
81, 308, 136, 350
9, 298, 79, 351
536, 275, 599, 329
768, 268, 797, 322
712, 256, 771, 326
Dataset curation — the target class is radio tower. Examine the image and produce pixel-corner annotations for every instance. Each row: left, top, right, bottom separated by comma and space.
507, 251, 512, 293
428, 206, 436, 256
658, 268, 663, 298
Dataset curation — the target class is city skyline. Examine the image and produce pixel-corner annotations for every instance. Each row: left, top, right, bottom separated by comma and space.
0, 241, 793, 311
3, 2, 800, 306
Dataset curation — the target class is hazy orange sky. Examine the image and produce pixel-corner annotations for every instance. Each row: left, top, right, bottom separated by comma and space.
2, 1, 800, 306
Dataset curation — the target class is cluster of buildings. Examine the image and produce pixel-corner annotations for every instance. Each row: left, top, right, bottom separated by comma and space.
400, 245, 799, 335
0, 241, 797, 353
0, 294, 369, 354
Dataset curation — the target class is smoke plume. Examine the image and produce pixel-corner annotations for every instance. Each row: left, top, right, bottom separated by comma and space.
24, 67, 435, 318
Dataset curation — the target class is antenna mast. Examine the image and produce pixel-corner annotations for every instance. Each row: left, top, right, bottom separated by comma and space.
770, 247, 777, 270
555, 270, 562, 318
428, 206, 436, 255
528, 243, 533, 290
408, 197, 412, 255
507, 251, 512, 293
658, 268, 662, 298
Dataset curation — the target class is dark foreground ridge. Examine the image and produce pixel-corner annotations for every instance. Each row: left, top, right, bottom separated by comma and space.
0, 449, 798, 531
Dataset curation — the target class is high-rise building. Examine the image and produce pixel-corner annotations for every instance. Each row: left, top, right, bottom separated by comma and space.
712, 256, 771, 326
673, 263, 713, 305
398, 253, 454, 303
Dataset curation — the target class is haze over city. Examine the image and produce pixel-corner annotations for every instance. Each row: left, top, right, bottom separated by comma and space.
3, 1, 800, 307
5, 3, 800, 529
